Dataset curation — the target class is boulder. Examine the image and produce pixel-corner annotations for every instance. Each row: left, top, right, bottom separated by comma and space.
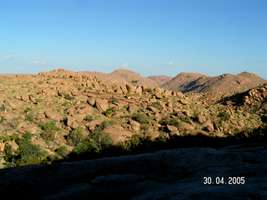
202, 120, 214, 132
135, 86, 143, 95
44, 111, 62, 121
87, 97, 96, 106
103, 125, 133, 144
129, 120, 141, 131
66, 117, 79, 129
126, 84, 134, 94
95, 99, 109, 112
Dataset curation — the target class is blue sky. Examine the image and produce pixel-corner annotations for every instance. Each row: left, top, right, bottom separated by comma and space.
0, 0, 267, 78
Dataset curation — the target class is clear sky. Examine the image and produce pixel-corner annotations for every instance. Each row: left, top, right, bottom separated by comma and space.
0, 0, 267, 78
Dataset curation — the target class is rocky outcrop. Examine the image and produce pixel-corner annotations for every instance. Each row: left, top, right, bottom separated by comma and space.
0, 144, 266, 200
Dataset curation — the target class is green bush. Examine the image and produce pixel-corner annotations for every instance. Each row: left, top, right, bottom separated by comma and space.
131, 80, 138, 84
122, 135, 145, 151
0, 104, 6, 112
3, 143, 17, 167
39, 120, 59, 141
111, 98, 119, 104
55, 146, 69, 158
159, 118, 180, 127
98, 120, 114, 130
0, 116, 5, 123
218, 111, 231, 121
25, 112, 35, 122
67, 127, 85, 146
103, 107, 116, 117
83, 115, 94, 122
16, 132, 47, 166
39, 120, 59, 132
132, 112, 150, 124
73, 122, 113, 155
64, 93, 74, 101
151, 102, 163, 110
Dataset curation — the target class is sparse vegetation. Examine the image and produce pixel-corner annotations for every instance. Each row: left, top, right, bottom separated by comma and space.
83, 115, 94, 122
218, 111, 231, 121
0, 69, 266, 169
132, 112, 151, 125
39, 120, 60, 141
103, 107, 116, 117
4, 132, 48, 167
67, 127, 85, 146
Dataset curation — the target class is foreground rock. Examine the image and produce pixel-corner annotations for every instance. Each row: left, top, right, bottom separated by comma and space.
0, 143, 266, 200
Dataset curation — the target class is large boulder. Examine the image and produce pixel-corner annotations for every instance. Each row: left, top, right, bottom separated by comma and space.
103, 125, 133, 144
95, 99, 109, 112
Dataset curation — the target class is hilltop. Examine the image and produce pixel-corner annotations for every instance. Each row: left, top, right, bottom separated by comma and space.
162, 71, 266, 100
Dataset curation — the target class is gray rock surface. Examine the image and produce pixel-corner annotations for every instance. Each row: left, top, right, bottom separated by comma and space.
0, 145, 266, 200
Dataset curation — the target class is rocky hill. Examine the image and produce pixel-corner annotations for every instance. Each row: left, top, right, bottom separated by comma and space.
162, 72, 207, 91
110, 69, 158, 88
147, 75, 173, 85
163, 72, 266, 100
0, 69, 266, 168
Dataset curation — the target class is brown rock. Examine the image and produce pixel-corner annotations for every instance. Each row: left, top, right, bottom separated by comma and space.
104, 125, 133, 144
167, 125, 178, 133
87, 97, 96, 106
95, 99, 109, 112
203, 120, 214, 132
86, 120, 102, 131
0, 142, 5, 152
5, 140, 19, 153
126, 84, 134, 94
135, 86, 143, 95
148, 106, 158, 113
66, 117, 79, 129
44, 111, 62, 121
129, 120, 141, 131
177, 122, 195, 132
196, 114, 206, 123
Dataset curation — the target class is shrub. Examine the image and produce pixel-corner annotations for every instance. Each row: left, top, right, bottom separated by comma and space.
0, 104, 6, 112
132, 112, 150, 124
67, 127, 85, 146
83, 115, 94, 122
64, 93, 74, 101
55, 146, 69, 158
73, 128, 113, 155
39, 120, 59, 132
122, 135, 145, 151
111, 98, 119, 104
25, 112, 35, 122
3, 143, 17, 167
97, 120, 114, 130
218, 111, 231, 121
159, 118, 180, 127
103, 107, 116, 117
0, 116, 5, 123
151, 102, 163, 110
39, 120, 59, 141
131, 80, 138, 84
16, 132, 47, 166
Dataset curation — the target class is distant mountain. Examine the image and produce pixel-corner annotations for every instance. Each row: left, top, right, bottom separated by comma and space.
163, 71, 266, 98
80, 68, 158, 88
148, 75, 173, 86
110, 68, 158, 88
162, 72, 207, 91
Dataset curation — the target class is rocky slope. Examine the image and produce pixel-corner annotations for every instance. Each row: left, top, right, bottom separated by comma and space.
0, 69, 266, 168
147, 75, 173, 85
163, 72, 266, 100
